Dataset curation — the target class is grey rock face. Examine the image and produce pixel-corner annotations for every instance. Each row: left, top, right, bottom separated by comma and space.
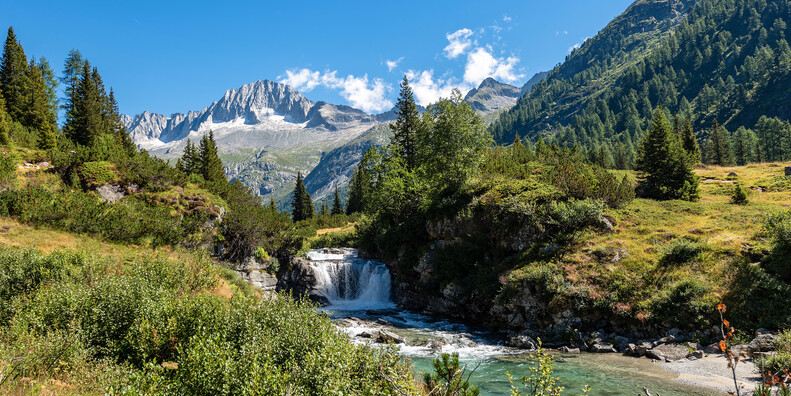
507, 335, 537, 350
646, 343, 691, 362
97, 184, 125, 203
464, 78, 521, 113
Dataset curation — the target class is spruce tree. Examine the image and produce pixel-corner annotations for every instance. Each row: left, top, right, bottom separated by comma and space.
291, 172, 314, 221
63, 62, 103, 146
0, 27, 28, 122
22, 59, 52, 132
179, 139, 201, 175
331, 185, 343, 215
36, 57, 58, 125
679, 118, 701, 165
61, 49, 85, 112
615, 141, 629, 170
346, 165, 368, 215
269, 198, 277, 212
389, 76, 420, 169
635, 109, 699, 201
319, 202, 329, 217
704, 120, 732, 166
199, 131, 225, 183
755, 141, 764, 163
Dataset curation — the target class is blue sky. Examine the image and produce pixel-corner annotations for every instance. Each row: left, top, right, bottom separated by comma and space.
2, 0, 633, 116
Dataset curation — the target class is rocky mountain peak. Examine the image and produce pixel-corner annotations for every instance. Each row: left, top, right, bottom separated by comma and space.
208, 79, 314, 124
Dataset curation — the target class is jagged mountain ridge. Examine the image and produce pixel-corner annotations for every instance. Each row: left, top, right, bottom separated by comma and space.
125, 78, 522, 207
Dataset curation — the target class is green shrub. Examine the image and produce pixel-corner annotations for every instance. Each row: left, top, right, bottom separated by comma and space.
0, 247, 416, 394
79, 161, 118, 187
651, 278, 713, 327
309, 228, 359, 249
763, 211, 791, 282
0, 149, 17, 186
731, 183, 749, 205
659, 238, 709, 266
756, 330, 791, 377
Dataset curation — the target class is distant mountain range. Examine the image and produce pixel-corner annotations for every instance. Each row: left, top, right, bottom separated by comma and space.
124, 76, 540, 208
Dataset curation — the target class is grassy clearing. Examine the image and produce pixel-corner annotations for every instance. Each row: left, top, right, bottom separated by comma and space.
540, 162, 791, 329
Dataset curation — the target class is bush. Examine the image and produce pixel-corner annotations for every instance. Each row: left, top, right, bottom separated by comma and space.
763, 211, 791, 282
651, 278, 713, 327
0, 247, 416, 394
731, 183, 749, 205
756, 330, 791, 377
659, 237, 709, 266
79, 161, 118, 187
0, 149, 17, 186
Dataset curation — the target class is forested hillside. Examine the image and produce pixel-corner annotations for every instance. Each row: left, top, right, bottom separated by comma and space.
491, 0, 791, 168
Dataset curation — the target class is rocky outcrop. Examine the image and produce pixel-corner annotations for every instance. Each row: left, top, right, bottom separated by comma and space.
234, 256, 278, 292
97, 184, 125, 203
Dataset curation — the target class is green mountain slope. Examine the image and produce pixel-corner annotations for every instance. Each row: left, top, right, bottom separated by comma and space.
491, 0, 791, 153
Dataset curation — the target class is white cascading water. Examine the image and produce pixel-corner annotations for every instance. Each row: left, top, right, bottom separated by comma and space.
307, 249, 395, 309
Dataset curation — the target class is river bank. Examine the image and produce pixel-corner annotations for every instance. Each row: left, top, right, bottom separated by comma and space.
281, 248, 768, 395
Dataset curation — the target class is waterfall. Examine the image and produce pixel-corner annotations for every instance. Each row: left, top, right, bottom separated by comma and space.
307, 249, 394, 309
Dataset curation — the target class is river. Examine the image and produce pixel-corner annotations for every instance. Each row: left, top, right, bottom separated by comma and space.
306, 249, 720, 395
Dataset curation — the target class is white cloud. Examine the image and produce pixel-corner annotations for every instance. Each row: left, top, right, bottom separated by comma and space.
503, 15, 512, 22
280, 68, 322, 91
405, 70, 469, 106
385, 57, 403, 72
463, 47, 523, 85
567, 37, 590, 54
443, 28, 474, 59
280, 68, 392, 113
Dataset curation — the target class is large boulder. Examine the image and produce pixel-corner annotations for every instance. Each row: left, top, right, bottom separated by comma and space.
507, 335, 537, 350
376, 330, 406, 344
591, 342, 617, 353
749, 333, 778, 352
97, 184, 125, 203
646, 343, 691, 362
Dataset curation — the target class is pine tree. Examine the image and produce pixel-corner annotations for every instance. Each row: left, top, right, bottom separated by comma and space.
319, 202, 329, 217
22, 59, 52, 132
36, 57, 58, 125
704, 120, 732, 166
63, 62, 103, 146
179, 139, 201, 175
755, 141, 764, 163
61, 49, 85, 112
269, 198, 277, 212
615, 141, 629, 170
291, 172, 314, 221
346, 164, 369, 215
635, 109, 699, 201
0, 27, 29, 122
199, 131, 225, 183
331, 185, 343, 215
389, 76, 421, 169
679, 118, 701, 165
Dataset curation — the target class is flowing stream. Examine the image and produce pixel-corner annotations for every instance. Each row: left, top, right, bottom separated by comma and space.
306, 249, 719, 395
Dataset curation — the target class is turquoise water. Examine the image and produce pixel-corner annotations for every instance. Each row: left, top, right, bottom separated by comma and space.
307, 250, 719, 396
409, 353, 719, 396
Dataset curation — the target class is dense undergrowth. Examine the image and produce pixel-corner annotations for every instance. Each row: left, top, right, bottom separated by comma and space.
0, 247, 415, 394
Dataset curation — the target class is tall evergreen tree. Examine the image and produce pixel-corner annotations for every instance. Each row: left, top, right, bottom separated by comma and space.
331, 185, 343, 215
0, 27, 28, 122
346, 165, 367, 215
0, 97, 10, 145
614, 141, 629, 170
319, 202, 329, 217
389, 76, 421, 169
269, 198, 277, 212
178, 139, 201, 175
679, 118, 701, 165
22, 59, 52, 132
61, 49, 85, 112
291, 172, 314, 221
36, 58, 58, 124
635, 109, 699, 201
704, 120, 732, 166
63, 62, 103, 146
199, 131, 225, 183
